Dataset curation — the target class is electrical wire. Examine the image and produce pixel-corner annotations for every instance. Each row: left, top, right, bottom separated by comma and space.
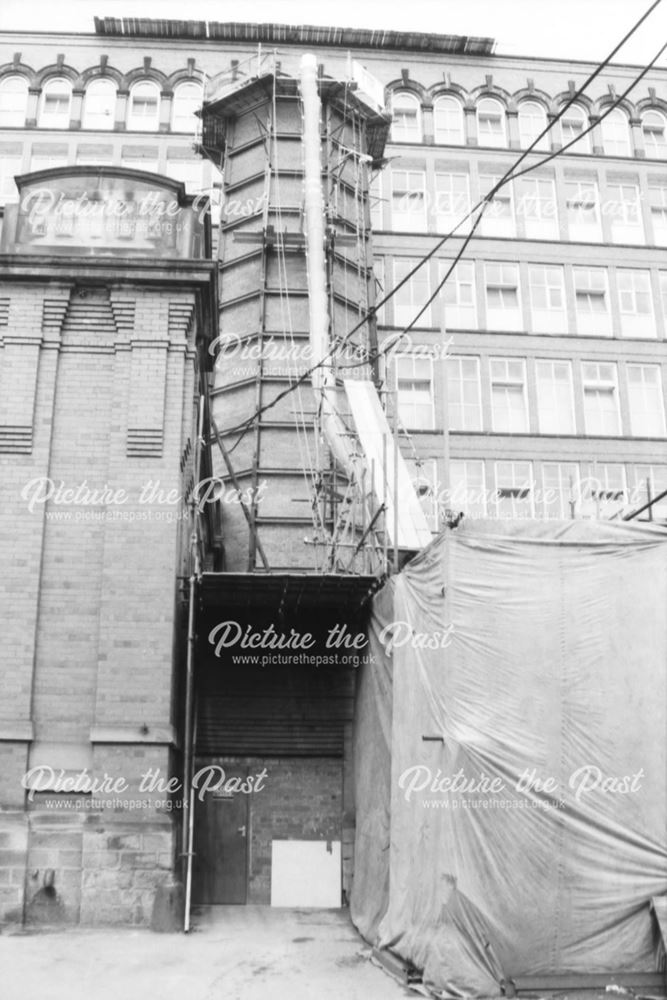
215, 0, 664, 445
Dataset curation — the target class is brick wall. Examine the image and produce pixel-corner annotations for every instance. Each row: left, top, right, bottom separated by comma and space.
0, 272, 206, 926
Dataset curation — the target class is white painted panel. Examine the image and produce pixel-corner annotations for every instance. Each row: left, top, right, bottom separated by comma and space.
344, 379, 433, 550
270, 840, 341, 907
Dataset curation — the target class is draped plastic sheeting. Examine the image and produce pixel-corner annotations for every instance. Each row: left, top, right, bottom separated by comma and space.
351, 520, 667, 996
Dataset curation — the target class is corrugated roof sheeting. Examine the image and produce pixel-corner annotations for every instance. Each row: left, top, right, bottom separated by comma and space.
93, 17, 495, 55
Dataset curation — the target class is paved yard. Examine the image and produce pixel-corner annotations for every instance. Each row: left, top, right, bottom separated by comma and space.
2, 907, 414, 1000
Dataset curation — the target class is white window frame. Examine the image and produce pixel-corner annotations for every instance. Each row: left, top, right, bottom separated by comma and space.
433, 95, 465, 145
535, 360, 576, 434
485, 262, 522, 332
519, 176, 559, 239
626, 363, 666, 437
518, 100, 549, 150
494, 461, 534, 518
649, 186, 667, 245
38, 77, 72, 129
605, 182, 643, 244
528, 264, 566, 334
390, 168, 427, 232
127, 81, 161, 131
81, 78, 117, 130
0, 151, 23, 203
165, 156, 204, 194
30, 150, 68, 173
565, 179, 601, 241
439, 260, 477, 330
434, 171, 471, 234
447, 355, 483, 431
449, 460, 487, 518
581, 463, 627, 519
479, 173, 515, 237
476, 97, 507, 148
540, 462, 579, 519
120, 150, 159, 175
390, 91, 422, 143
574, 267, 611, 336
641, 110, 667, 159
392, 258, 431, 328
660, 273, 667, 327
405, 457, 440, 531
560, 104, 590, 153
582, 362, 621, 436
617, 269, 655, 338
631, 465, 667, 519
600, 107, 632, 157
171, 81, 203, 132
394, 353, 435, 430
369, 171, 385, 230
490, 357, 529, 433
0, 75, 29, 127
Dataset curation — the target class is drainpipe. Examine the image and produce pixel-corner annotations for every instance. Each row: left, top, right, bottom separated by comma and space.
182, 392, 205, 932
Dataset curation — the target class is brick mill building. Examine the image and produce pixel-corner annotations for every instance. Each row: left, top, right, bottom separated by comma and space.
0, 17, 666, 924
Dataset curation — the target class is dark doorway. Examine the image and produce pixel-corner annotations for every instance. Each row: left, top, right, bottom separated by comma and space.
192, 763, 248, 904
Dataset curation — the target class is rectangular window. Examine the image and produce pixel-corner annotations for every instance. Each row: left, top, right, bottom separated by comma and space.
630, 465, 667, 519
30, 147, 68, 173
617, 269, 654, 338
535, 360, 575, 434
626, 364, 665, 437
392, 258, 431, 327
519, 176, 558, 239
580, 463, 627, 519
390, 169, 427, 231
528, 265, 567, 333
369, 172, 385, 230
582, 362, 620, 435
649, 185, 667, 244
120, 147, 159, 175
447, 356, 482, 431
434, 172, 471, 233
405, 457, 439, 531
166, 156, 204, 194
494, 461, 534, 518
395, 354, 435, 430
0, 151, 22, 203
439, 260, 476, 330
76, 146, 113, 166
479, 173, 514, 237
606, 183, 643, 244
660, 273, 667, 327
485, 263, 522, 332
490, 357, 528, 432
565, 179, 602, 241
574, 267, 612, 336
540, 462, 579, 519
449, 460, 487, 518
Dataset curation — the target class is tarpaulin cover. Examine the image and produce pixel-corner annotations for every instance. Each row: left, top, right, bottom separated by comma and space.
351, 519, 667, 996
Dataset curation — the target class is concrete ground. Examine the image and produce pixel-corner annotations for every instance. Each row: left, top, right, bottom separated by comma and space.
2, 907, 414, 1000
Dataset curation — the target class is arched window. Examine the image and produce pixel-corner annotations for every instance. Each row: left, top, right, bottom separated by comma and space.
476, 98, 506, 148
433, 95, 464, 145
390, 92, 422, 143
559, 103, 590, 153
38, 77, 72, 129
600, 107, 632, 157
518, 100, 549, 150
641, 109, 667, 158
0, 75, 29, 127
82, 78, 117, 130
127, 80, 160, 131
171, 81, 202, 132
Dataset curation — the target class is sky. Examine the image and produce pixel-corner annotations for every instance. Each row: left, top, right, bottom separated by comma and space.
1, 0, 666, 65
